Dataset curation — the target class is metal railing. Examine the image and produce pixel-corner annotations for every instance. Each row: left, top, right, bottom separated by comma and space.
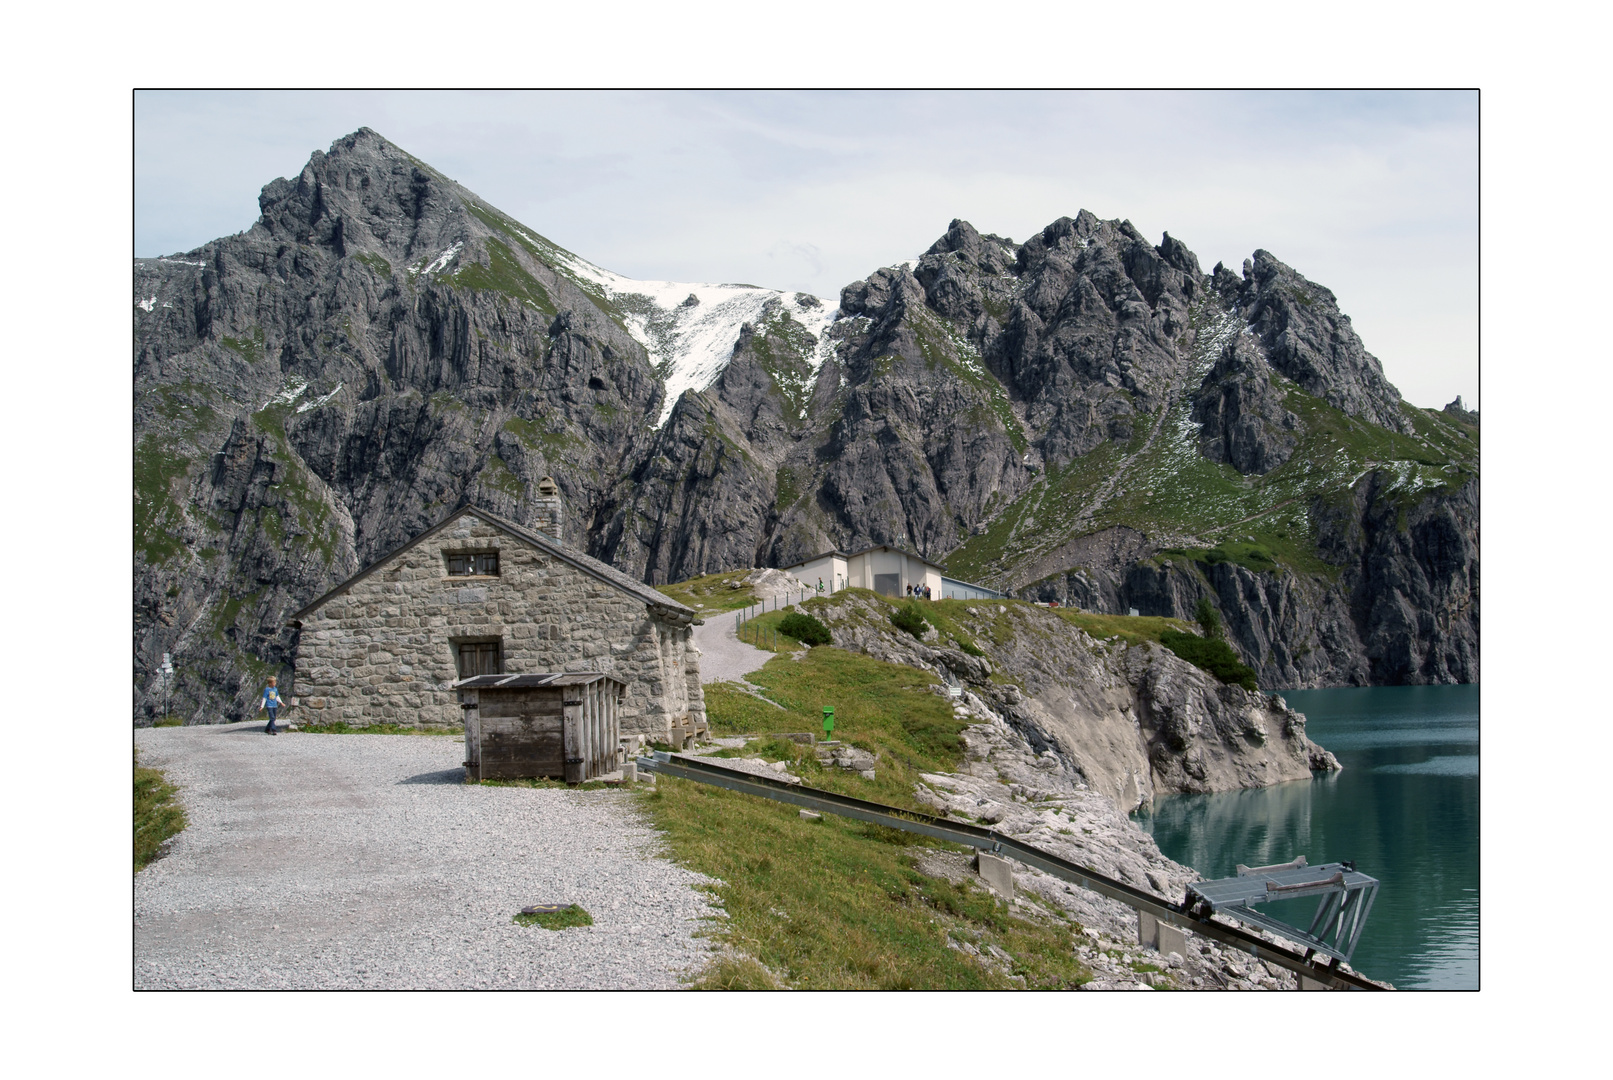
636, 752, 1388, 991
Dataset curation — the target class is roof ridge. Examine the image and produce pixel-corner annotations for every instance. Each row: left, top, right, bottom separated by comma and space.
288, 503, 695, 622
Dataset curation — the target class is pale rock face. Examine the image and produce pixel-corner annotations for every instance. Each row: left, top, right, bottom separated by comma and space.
809, 593, 1337, 812
912, 704, 1316, 989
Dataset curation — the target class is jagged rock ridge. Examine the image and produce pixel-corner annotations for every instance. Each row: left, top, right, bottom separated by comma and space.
133, 129, 1476, 722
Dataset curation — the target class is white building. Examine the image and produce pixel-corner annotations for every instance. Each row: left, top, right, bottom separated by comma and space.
782, 545, 945, 598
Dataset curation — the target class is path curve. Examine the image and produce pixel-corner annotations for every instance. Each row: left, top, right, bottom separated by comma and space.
693, 608, 775, 685
134, 722, 717, 989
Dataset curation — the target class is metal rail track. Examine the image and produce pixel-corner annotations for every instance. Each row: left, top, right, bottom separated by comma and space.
638, 752, 1389, 991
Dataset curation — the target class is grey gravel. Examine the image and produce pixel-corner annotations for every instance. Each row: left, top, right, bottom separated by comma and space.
135, 722, 719, 989
692, 608, 774, 685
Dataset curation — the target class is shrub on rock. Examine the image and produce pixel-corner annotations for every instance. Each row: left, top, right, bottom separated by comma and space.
779, 611, 832, 647
1159, 630, 1258, 691
891, 602, 929, 640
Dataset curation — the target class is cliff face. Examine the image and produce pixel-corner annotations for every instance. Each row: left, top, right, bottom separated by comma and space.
135, 129, 668, 720
134, 129, 1476, 723
804, 592, 1338, 813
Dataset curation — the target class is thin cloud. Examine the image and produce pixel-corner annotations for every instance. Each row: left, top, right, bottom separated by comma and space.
135, 90, 1476, 408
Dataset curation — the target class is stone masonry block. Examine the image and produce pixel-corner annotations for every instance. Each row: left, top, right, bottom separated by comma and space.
976, 852, 1014, 897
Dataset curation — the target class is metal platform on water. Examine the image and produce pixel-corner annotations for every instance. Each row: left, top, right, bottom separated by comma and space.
1185, 857, 1379, 964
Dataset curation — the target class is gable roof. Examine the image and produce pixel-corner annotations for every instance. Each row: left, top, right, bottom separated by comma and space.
288, 504, 695, 622
780, 544, 946, 573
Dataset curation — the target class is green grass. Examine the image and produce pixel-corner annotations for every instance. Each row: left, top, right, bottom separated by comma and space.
352, 252, 392, 277
778, 611, 831, 646
478, 454, 525, 498
1052, 609, 1194, 646
299, 722, 459, 735
134, 435, 191, 565
1158, 630, 1259, 691
643, 771, 1091, 988
246, 389, 342, 567
642, 632, 1098, 988
220, 326, 266, 364
909, 306, 1027, 454
700, 645, 963, 810
747, 306, 821, 423
502, 415, 582, 456
134, 752, 187, 871
450, 238, 555, 314
657, 570, 760, 613
152, 715, 184, 728
513, 905, 593, 930
891, 601, 929, 638
703, 683, 790, 734
937, 298, 1479, 594
690, 953, 785, 990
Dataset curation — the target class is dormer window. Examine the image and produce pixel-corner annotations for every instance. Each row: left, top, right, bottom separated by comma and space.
447, 551, 499, 576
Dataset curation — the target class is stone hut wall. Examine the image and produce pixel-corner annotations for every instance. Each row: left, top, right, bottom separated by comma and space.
292, 513, 703, 736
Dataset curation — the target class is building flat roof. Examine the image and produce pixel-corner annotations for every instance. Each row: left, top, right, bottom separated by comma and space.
781, 543, 946, 573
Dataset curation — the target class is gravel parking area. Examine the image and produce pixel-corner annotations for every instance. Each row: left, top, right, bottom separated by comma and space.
134, 722, 718, 989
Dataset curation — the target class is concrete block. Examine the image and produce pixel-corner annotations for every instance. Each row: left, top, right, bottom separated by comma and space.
799, 810, 822, 821
976, 852, 1014, 898
1138, 911, 1158, 949
1156, 921, 1186, 956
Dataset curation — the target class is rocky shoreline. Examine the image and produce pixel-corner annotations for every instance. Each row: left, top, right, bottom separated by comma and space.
808, 593, 1340, 812
914, 693, 1379, 989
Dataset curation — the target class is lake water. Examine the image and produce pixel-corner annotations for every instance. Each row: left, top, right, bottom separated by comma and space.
1133, 684, 1478, 990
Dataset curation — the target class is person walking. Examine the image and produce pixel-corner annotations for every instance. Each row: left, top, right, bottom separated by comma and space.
817, 577, 825, 595
260, 676, 284, 735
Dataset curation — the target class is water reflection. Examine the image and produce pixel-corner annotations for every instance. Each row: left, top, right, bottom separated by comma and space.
1136, 685, 1478, 990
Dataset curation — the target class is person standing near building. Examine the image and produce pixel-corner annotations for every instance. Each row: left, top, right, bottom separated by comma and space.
260, 676, 283, 735
817, 577, 825, 595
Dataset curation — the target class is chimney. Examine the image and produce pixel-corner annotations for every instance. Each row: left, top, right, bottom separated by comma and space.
533, 476, 563, 545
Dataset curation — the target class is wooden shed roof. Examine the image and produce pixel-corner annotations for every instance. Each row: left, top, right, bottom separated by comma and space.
288, 504, 696, 622
453, 673, 621, 689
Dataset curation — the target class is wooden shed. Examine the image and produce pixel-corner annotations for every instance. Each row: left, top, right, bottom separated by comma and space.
456, 673, 625, 783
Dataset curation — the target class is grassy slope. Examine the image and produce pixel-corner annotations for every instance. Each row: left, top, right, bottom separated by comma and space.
655, 570, 759, 614
640, 640, 1092, 988
134, 752, 188, 871
944, 303, 1480, 588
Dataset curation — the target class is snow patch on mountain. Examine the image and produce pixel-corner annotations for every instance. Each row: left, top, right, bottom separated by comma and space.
548, 251, 839, 428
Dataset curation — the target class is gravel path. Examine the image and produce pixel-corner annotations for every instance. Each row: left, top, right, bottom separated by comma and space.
693, 608, 774, 685
134, 722, 718, 989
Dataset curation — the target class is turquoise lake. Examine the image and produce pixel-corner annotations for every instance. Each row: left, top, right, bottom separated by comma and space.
1133, 684, 1478, 990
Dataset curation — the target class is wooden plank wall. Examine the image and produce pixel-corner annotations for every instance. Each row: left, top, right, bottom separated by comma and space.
463, 679, 622, 783
476, 686, 567, 780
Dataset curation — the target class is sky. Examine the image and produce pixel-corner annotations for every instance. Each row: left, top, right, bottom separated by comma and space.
135, 90, 1478, 409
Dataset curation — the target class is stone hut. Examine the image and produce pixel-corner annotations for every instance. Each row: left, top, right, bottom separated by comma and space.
288, 490, 705, 740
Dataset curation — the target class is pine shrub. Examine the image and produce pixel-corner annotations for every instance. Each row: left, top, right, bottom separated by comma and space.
779, 611, 832, 647
890, 602, 929, 639
1158, 630, 1258, 691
